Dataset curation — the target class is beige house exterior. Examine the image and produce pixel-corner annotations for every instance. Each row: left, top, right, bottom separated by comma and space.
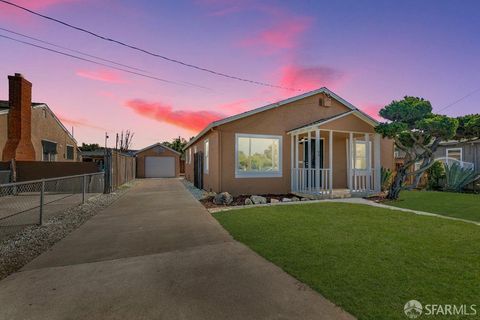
0, 74, 79, 162
184, 88, 394, 196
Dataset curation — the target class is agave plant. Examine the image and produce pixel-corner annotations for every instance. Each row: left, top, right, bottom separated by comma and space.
443, 162, 479, 192
380, 167, 393, 192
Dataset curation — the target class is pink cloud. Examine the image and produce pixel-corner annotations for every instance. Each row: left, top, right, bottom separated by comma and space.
125, 99, 225, 132
239, 17, 312, 55
57, 115, 105, 131
14, 0, 79, 9
0, 0, 80, 22
278, 65, 345, 92
76, 69, 126, 84
358, 103, 385, 120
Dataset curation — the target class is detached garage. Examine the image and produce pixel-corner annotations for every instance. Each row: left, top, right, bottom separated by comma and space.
135, 143, 181, 178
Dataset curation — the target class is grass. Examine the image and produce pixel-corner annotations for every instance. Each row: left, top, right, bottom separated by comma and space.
214, 203, 480, 320
386, 190, 480, 222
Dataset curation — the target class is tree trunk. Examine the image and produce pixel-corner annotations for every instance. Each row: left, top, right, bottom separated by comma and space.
387, 168, 407, 200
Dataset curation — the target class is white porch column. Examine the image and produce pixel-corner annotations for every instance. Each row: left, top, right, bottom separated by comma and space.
374, 133, 381, 192
295, 134, 299, 192
329, 130, 333, 195
365, 133, 371, 192
307, 130, 312, 192
315, 129, 320, 193
349, 132, 354, 191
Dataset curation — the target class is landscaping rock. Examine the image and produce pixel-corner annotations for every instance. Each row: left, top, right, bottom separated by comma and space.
250, 195, 267, 205
213, 192, 233, 205
282, 198, 292, 202
292, 197, 300, 201
245, 198, 253, 205
270, 198, 280, 204
301, 198, 309, 201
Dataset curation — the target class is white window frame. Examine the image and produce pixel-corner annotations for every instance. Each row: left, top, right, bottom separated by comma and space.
188, 148, 192, 164
446, 148, 462, 161
41, 139, 58, 162
66, 144, 75, 160
204, 139, 209, 173
353, 140, 371, 171
235, 133, 283, 178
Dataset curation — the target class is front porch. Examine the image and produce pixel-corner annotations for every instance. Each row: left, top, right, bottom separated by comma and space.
288, 118, 382, 198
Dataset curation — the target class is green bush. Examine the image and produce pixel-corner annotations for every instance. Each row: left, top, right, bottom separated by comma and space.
380, 167, 393, 192
444, 162, 479, 192
426, 161, 445, 190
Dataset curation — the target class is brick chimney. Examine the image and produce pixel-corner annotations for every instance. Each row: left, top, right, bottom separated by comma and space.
2, 73, 36, 161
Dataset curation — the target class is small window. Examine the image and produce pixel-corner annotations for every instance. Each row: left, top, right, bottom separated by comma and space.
414, 161, 422, 171
446, 148, 462, 161
188, 148, 192, 164
42, 140, 57, 162
204, 139, 209, 173
66, 145, 74, 160
235, 134, 282, 178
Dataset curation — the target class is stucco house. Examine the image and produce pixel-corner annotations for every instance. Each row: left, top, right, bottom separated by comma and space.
184, 88, 394, 197
135, 143, 181, 178
0, 73, 80, 162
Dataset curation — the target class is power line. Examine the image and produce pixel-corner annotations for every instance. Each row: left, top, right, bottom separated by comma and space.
0, 33, 209, 89
0, 0, 299, 91
437, 87, 480, 112
0, 27, 149, 74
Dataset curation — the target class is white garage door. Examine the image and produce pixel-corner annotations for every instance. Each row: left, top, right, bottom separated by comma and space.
145, 156, 175, 178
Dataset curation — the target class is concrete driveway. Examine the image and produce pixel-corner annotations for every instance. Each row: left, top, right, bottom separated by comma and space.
0, 179, 354, 320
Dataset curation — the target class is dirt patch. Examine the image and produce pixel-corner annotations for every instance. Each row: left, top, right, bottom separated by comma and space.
364, 194, 389, 203
201, 194, 298, 209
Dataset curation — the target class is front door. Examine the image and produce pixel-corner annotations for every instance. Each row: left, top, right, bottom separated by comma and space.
303, 139, 324, 187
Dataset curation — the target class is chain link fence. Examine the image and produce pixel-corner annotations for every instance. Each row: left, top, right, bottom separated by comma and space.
0, 173, 104, 240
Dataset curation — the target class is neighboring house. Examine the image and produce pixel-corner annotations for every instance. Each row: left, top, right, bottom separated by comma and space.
81, 148, 108, 170
0, 73, 80, 162
135, 143, 181, 178
184, 88, 395, 196
433, 139, 479, 171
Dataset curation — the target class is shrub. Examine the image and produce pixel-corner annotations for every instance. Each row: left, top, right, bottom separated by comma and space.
444, 162, 479, 192
426, 161, 445, 190
380, 167, 393, 192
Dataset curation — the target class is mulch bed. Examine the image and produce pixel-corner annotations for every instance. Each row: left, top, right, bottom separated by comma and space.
364, 194, 388, 203
200, 194, 297, 209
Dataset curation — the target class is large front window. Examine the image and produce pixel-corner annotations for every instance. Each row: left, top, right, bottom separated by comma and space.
235, 134, 282, 178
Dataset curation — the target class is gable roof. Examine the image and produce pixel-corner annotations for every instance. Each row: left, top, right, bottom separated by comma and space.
0, 101, 77, 144
135, 142, 182, 156
287, 109, 379, 134
184, 87, 378, 149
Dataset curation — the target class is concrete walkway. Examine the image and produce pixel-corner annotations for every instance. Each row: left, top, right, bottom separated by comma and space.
0, 179, 353, 320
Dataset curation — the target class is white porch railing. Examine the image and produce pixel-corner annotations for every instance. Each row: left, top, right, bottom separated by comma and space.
350, 170, 372, 194
291, 168, 331, 195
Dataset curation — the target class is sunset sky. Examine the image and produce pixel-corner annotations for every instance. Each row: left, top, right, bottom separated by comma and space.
0, 0, 479, 149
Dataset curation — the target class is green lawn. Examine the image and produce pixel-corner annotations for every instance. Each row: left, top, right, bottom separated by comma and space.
214, 203, 480, 320
386, 190, 480, 222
